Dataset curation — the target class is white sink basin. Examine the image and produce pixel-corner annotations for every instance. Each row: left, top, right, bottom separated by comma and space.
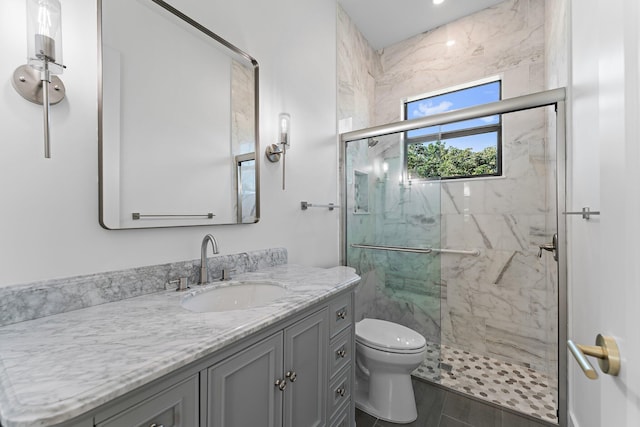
181, 281, 289, 313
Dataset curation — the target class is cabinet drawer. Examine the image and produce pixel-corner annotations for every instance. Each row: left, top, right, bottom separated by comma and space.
328, 367, 351, 420
329, 326, 352, 379
329, 401, 351, 427
97, 375, 198, 427
329, 293, 352, 338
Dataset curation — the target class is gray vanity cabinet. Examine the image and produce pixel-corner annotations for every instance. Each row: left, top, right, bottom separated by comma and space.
96, 375, 199, 427
207, 333, 284, 427
206, 308, 328, 427
283, 308, 328, 427
34, 290, 355, 427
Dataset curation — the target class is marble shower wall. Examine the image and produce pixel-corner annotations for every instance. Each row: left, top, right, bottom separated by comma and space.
339, 0, 558, 374
337, 4, 381, 131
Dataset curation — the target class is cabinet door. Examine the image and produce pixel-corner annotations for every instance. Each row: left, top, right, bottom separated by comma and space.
207, 333, 283, 427
96, 375, 198, 427
283, 309, 328, 427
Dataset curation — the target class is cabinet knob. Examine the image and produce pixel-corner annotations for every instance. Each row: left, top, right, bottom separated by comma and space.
286, 370, 297, 382
275, 378, 287, 391
335, 386, 346, 397
336, 348, 346, 358
336, 310, 347, 320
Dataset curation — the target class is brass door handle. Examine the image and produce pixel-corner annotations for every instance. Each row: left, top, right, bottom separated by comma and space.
567, 334, 620, 380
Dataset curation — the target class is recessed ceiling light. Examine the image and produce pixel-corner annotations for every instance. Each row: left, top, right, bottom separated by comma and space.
446, 40, 456, 46
433, 0, 445, 5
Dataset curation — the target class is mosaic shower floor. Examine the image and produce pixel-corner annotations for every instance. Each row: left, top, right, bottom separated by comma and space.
412, 342, 558, 424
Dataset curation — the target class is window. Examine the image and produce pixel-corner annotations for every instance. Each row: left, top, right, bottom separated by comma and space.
404, 79, 502, 180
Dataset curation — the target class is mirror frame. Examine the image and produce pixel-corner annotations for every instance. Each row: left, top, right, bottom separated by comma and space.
97, 0, 260, 229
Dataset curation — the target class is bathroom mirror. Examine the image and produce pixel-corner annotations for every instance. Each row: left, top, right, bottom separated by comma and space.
98, 0, 259, 229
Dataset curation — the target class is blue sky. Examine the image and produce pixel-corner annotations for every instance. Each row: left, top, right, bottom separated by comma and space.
406, 81, 500, 151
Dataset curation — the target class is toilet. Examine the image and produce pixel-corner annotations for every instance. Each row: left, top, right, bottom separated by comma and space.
354, 318, 427, 424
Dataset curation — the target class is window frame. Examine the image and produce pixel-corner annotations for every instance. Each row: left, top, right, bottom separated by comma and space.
402, 77, 503, 181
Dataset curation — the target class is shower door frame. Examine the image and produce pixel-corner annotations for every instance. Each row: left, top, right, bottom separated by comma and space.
339, 87, 568, 426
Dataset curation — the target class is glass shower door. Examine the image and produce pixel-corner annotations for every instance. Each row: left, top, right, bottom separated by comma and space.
345, 133, 442, 345
342, 99, 563, 424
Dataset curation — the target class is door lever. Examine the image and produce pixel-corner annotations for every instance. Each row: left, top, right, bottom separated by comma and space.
538, 233, 558, 261
567, 334, 620, 379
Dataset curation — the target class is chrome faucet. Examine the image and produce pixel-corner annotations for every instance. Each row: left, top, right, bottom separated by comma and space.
199, 234, 219, 285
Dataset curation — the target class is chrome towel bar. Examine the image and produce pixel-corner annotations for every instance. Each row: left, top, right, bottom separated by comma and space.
351, 244, 480, 256
562, 207, 600, 220
132, 212, 214, 220
301, 201, 340, 211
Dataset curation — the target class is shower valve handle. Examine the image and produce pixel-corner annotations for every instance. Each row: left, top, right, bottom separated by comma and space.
537, 233, 558, 261
538, 243, 555, 257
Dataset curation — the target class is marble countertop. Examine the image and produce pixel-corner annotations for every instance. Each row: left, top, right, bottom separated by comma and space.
0, 264, 360, 427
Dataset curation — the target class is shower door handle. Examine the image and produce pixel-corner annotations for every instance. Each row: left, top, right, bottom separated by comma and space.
538, 233, 558, 261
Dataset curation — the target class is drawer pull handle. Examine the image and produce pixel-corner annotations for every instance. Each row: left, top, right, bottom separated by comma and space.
275, 378, 287, 391
336, 386, 346, 397
336, 348, 346, 358
336, 310, 347, 320
286, 370, 297, 382
149, 424, 164, 427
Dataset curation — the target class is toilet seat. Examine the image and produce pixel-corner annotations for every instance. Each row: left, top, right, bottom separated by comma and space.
356, 319, 426, 354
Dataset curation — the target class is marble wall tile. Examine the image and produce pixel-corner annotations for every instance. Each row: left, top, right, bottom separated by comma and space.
373, 280, 442, 342
440, 308, 487, 354
354, 269, 377, 322
485, 318, 551, 372
374, 0, 546, 126
445, 280, 548, 327
337, 5, 380, 130
0, 248, 288, 327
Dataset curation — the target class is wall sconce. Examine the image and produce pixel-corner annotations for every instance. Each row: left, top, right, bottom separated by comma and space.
265, 112, 291, 190
11, 0, 66, 159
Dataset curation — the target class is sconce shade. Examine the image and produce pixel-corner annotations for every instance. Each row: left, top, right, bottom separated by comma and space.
26, 0, 64, 74
279, 113, 290, 146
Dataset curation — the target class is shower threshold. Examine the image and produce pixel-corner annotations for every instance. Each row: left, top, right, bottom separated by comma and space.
412, 341, 558, 424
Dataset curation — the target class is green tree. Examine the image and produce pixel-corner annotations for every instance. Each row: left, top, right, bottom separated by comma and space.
407, 140, 497, 179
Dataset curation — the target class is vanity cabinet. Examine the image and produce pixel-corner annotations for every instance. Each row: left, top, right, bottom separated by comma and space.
43, 290, 354, 427
327, 292, 354, 425
96, 375, 199, 427
207, 308, 328, 427
207, 333, 283, 427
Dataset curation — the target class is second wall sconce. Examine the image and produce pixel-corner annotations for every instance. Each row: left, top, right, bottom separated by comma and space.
11, 0, 66, 159
265, 112, 291, 190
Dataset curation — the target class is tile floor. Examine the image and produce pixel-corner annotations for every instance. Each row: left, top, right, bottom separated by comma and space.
411, 342, 558, 424
355, 377, 557, 427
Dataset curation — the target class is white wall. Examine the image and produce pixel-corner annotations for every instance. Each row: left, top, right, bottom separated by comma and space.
0, 0, 339, 287
569, 0, 640, 425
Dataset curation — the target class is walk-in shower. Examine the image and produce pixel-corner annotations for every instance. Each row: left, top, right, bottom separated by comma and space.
340, 89, 567, 425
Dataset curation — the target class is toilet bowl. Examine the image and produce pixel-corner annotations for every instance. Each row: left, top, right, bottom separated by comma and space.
354, 318, 427, 424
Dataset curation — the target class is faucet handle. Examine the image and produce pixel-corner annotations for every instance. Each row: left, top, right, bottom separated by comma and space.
221, 269, 234, 281
168, 277, 190, 291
